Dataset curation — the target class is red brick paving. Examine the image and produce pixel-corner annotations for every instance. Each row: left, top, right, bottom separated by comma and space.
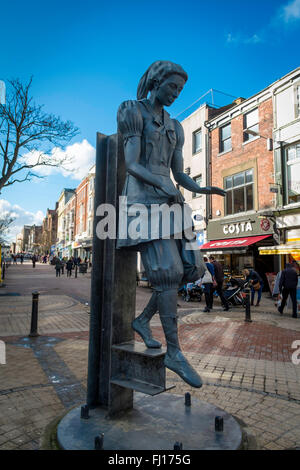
3, 322, 300, 364
147, 322, 300, 363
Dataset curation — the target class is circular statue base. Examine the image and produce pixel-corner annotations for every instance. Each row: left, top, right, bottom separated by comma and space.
57, 393, 242, 450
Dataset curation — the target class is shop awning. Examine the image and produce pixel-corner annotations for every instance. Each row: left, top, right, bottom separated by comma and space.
259, 244, 300, 255
200, 235, 271, 251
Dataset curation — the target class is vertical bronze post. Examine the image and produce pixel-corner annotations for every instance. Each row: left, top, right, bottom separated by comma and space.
29, 291, 40, 337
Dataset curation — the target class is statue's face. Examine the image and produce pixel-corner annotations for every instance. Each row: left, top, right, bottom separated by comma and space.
155, 74, 185, 107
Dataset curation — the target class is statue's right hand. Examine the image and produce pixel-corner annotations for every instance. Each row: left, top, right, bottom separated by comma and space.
159, 180, 185, 203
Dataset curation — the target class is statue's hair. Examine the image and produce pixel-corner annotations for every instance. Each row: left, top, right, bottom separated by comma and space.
137, 61, 188, 100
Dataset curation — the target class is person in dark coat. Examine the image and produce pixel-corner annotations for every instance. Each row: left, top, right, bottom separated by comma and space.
209, 255, 229, 311
243, 268, 264, 306
55, 258, 62, 277
32, 255, 36, 268
278, 263, 298, 318
66, 259, 73, 278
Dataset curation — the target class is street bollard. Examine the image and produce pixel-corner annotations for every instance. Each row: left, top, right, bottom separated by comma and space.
29, 291, 40, 337
244, 287, 252, 323
185, 392, 191, 407
215, 416, 224, 432
95, 433, 104, 450
174, 442, 183, 450
81, 405, 89, 419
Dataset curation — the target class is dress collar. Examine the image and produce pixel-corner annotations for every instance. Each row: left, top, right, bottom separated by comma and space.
140, 99, 172, 128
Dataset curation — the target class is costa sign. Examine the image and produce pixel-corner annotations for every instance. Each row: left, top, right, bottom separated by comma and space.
260, 218, 271, 231
223, 221, 253, 235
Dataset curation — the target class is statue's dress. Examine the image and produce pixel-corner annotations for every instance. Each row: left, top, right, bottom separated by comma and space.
117, 98, 193, 249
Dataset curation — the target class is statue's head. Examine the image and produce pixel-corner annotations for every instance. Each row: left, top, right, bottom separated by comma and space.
137, 61, 188, 106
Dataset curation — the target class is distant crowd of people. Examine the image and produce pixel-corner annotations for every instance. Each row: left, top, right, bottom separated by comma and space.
9, 251, 299, 317
52, 256, 87, 277
189, 256, 299, 319
10, 253, 91, 277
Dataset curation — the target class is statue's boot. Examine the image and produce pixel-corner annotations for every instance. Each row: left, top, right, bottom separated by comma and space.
158, 289, 202, 388
132, 291, 162, 348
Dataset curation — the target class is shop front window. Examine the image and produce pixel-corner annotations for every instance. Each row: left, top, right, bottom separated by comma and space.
224, 169, 254, 215
286, 143, 300, 204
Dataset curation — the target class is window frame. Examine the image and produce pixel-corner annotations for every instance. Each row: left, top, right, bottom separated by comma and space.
285, 142, 300, 205
243, 108, 259, 142
192, 128, 202, 155
192, 174, 202, 198
296, 84, 300, 118
219, 123, 232, 153
224, 169, 254, 215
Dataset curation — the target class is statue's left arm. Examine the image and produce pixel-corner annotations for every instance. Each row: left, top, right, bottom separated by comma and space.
171, 120, 226, 197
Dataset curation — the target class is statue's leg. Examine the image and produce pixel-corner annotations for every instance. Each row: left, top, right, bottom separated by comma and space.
132, 290, 161, 348
178, 237, 206, 284
140, 239, 202, 388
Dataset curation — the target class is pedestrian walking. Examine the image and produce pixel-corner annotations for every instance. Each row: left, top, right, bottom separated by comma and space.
209, 255, 229, 311
201, 256, 215, 312
278, 263, 299, 318
20, 254, 24, 264
60, 259, 65, 275
32, 255, 36, 268
55, 258, 62, 277
242, 268, 263, 306
66, 259, 73, 277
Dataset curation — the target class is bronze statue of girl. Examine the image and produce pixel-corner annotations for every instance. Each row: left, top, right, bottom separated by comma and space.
117, 61, 225, 388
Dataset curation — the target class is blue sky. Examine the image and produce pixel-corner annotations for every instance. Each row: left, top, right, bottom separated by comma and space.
1, 0, 300, 240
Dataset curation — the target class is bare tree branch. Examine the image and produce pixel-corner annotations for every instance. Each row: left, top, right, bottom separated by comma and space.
0, 77, 79, 192
0, 212, 15, 244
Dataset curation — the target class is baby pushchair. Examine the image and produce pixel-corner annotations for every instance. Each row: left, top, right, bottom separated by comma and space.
178, 282, 204, 302
223, 277, 249, 307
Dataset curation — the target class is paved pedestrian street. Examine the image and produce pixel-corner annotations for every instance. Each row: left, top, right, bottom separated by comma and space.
1, 262, 300, 450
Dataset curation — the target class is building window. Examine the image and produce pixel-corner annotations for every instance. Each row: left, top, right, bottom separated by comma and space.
296, 84, 300, 117
88, 197, 93, 214
193, 129, 202, 154
89, 178, 94, 193
286, 143, 300, 204
88, 220, 92, 236
224, 169, 254, 215
220, 123, 231, 153
192, 174, 202, 198
243, 108, 259, 142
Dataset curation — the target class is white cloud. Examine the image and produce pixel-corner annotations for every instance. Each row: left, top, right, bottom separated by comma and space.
281, 0, 300, 22
226, 32, 263, 45
244, 34, 262, 44
0, 199, 44, 243
21, 139, 96, 181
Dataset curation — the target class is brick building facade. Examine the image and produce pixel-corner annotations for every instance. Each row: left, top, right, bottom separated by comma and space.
201, 89, 277, 280
41, 207, 58, 255
74, 176, 89, 258
210, 97, 274, 218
